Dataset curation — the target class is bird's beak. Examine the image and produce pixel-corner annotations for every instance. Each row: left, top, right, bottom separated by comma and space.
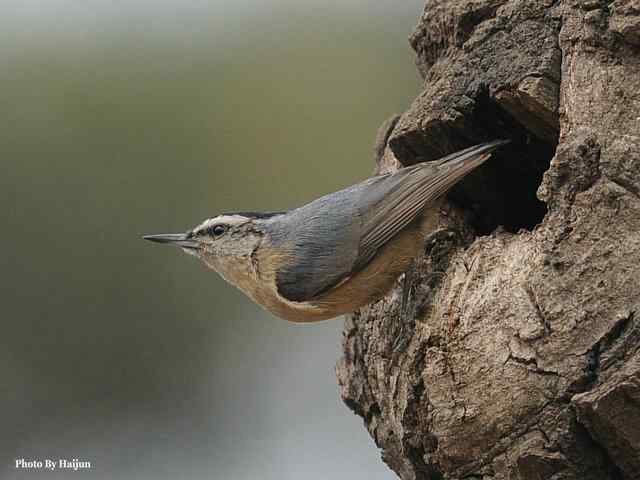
143, 233, 199, 250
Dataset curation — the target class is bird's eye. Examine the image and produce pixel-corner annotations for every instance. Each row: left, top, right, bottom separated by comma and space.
209, 224, 228, 237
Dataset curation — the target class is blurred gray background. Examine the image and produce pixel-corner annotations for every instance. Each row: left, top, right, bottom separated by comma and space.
0, 1, 422, 478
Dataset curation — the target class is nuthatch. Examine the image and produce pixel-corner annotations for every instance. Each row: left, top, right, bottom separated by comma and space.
144, 140, 508, 322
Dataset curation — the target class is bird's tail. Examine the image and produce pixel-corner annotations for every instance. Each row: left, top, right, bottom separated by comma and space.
434, 139, 510, 167
410, 139, 510, 203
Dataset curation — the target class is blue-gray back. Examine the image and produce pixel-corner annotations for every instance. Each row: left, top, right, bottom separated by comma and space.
263, 140, 507, 302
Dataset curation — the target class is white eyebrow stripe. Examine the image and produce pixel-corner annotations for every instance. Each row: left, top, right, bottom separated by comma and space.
193, 215, 248, 233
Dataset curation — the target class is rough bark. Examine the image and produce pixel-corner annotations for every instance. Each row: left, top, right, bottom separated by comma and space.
336, 1, 640, 479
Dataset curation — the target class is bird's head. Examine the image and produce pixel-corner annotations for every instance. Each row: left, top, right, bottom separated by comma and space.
144, 213, 267, 273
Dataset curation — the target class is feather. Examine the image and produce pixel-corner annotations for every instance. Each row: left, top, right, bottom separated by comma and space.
268, 140, 508, 302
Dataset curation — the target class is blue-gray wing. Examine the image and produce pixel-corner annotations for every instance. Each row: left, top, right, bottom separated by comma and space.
264, 183, 364, 302
268, 140, 507, 302
354, 141, 507, 270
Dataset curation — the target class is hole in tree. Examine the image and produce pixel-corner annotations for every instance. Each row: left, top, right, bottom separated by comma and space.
451, 98, 556, 234
390, 91, 558, 235
448, 123, 555, 235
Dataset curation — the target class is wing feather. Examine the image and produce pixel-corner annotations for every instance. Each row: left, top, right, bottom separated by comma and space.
354, 140, 508, 270
271, 140, 508, 301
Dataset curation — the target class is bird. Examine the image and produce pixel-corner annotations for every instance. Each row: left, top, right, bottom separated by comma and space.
144, 140, 508, 322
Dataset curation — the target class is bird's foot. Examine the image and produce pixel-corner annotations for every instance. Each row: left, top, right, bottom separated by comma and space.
392, 262, 417, 353
424, 228, 460, 255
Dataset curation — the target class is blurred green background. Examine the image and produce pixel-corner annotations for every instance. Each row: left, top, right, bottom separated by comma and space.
0, 1, 422, 478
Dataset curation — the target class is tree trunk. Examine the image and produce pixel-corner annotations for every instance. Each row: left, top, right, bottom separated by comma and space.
336, 1, 640, 479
